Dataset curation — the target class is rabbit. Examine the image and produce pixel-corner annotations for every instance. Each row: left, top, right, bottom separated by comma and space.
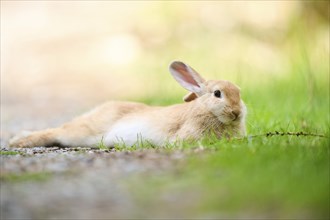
9, 61, 247, 148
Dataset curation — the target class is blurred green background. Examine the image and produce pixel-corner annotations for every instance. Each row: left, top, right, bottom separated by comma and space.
1, 1, 329, 218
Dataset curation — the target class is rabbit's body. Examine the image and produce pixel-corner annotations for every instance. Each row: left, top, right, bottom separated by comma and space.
9, 61, 247, 148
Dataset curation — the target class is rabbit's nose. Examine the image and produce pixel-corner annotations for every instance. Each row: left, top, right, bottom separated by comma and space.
231, 110, 240, 121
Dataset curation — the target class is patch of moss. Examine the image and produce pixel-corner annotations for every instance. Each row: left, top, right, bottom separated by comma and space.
0, 172, 52, 182
0, 151, 20, 156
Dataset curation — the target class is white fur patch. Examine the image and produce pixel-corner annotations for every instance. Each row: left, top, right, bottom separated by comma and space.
104, 117, 164, 147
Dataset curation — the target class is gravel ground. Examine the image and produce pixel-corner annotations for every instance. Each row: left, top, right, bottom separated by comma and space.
1, 146, 187, 219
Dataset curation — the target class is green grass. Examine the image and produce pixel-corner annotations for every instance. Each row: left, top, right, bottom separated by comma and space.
97, 136, 108, 150
0, 151, 20, 156
126, 138, 328, 218
0, 172, 53, 182
120, 66, 329, 218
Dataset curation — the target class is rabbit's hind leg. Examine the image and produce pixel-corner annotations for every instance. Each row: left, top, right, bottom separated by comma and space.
9, 128, 67, 148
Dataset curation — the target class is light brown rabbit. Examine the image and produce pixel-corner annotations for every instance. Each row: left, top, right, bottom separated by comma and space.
9, 61, 247, 148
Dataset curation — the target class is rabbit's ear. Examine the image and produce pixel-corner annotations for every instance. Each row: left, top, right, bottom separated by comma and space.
169, 61, 205, 94
183, 92, 197, 102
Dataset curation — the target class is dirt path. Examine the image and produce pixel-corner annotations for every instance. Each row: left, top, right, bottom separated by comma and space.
1, 147, 187, 219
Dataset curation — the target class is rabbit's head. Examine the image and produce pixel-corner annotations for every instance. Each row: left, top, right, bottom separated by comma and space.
169, 61, 246, 125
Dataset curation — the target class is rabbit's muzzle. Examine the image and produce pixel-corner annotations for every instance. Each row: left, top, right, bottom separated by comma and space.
231, 110, 241, 121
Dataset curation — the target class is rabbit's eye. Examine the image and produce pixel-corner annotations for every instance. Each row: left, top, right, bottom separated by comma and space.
214, 90, 221, 98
